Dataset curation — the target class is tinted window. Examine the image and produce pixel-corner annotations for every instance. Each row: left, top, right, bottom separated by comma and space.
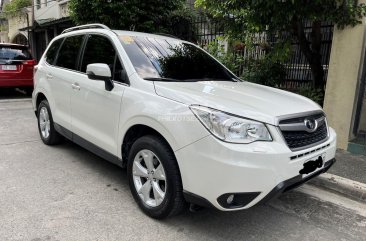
81, 35, 116, 73
119, 35, 235, 81
45, 38, 63, 65
55, 35, 84, 70
113, 56, 124, 83
0, 45, 32, 63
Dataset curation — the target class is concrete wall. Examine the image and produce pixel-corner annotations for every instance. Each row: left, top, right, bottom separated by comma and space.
7, 10, 32, 42
324, 1, 366, 149
0, 31, 9, 43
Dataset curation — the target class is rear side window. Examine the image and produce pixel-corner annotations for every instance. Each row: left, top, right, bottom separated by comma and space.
0, 46, 32, 63
45, 38, 63, 65
80, 34, 116, 73
55, 35, 84, 71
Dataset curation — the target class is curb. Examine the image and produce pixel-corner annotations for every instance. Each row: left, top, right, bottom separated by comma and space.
308, 173, 366, 203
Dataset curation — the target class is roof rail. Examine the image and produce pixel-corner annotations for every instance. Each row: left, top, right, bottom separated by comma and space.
61, 24, 111, 34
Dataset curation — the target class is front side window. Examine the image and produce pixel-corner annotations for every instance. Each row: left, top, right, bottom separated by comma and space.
45, 38, 63, 65
81, 35, 116, 73
119, 35, 235, 82
113, 56, 124, 83
81, 34, 125, 83
55, 35, 84, 71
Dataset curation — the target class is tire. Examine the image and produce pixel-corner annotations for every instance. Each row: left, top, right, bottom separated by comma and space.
37, 100, 62, 145
127, 135, 185, 219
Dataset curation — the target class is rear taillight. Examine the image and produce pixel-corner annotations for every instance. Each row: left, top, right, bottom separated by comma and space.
23, 60, 36, 65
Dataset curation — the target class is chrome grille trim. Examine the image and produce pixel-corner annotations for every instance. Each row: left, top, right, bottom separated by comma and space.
279, 116, 326, 132
275, 110, 325, 125
278, 111, 329, 151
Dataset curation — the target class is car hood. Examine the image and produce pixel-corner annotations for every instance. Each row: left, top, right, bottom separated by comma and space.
153, 81, 322, 125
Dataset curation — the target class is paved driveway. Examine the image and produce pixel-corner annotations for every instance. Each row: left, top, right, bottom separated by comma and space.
1, 99, 365, 241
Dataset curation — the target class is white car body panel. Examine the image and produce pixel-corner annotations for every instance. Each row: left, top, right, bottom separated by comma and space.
154, 80, 321, 125
70, 72, 125, 155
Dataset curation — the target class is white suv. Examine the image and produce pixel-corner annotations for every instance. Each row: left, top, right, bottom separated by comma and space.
32, 24, 337, 219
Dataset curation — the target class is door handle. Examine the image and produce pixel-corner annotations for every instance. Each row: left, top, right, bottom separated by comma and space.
71, 83, 80, 91
46, 74, 53, 80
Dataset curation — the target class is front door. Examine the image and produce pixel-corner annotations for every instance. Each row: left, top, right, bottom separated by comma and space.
70, 34, 126, 156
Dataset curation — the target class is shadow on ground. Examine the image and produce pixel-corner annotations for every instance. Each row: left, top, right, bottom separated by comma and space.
0, 88, 31, 100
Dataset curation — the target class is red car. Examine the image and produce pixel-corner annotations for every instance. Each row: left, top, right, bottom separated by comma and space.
0, 43, 36, 94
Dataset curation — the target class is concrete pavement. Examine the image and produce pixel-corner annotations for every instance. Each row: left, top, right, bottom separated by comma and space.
1, 99, 366, 241
308, 145, 366, 204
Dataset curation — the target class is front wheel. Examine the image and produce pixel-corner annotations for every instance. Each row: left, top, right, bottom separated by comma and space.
127, 135, 185, 219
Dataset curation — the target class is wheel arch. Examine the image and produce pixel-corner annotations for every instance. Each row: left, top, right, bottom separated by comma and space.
121, 123, 177, 168
34, 92, 48, 116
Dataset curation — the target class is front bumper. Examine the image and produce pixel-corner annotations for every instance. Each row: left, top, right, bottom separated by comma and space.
175, 126, 337, 211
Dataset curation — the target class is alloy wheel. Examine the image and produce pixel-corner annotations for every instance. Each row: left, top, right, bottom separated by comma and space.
39, 106, 51, 139
132, 149, 167, 207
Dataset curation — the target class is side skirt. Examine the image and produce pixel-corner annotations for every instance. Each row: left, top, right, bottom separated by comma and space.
54, 123, 123, 167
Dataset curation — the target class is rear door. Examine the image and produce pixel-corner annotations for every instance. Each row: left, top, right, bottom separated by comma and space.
70, 34, 126, 155
49, 35, 85, 133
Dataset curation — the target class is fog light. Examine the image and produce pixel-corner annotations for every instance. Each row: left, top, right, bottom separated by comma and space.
227, 194, 234, 204
217, 192, 261, 209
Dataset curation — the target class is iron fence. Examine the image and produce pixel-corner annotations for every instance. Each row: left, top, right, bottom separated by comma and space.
186, 13, 333, 90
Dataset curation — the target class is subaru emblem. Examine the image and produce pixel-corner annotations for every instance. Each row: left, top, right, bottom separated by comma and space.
304, 118, 318, 133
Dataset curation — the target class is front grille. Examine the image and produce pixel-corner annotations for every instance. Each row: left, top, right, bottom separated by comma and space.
279, 113, 324, 125
279, 113, 328, 150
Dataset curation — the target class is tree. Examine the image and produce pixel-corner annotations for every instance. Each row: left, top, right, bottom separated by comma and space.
195, 0, 366, 90
69, 0, 188, 34
2, 0, 31, 17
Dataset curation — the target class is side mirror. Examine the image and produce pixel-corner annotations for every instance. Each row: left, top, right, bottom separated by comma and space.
86, 63, 114, 91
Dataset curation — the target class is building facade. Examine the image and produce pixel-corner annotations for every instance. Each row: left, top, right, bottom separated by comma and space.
31, 0, 72, 60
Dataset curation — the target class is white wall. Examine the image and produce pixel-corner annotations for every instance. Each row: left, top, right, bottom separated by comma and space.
34, 0, 69, 21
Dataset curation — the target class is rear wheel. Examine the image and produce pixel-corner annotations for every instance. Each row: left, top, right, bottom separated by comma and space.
37, 100, 61, 145
127, 135, 185, 219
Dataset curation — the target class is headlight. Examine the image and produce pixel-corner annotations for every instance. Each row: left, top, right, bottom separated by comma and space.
190, 105, 272, 144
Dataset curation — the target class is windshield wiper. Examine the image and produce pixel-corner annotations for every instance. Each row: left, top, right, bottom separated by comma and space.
144, 77, 203, 82
183, 78, 237, 82
144, 77, 239, 82
144, 77, 180, 82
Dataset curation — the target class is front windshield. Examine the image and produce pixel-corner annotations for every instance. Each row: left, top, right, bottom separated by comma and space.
119, 35, 235, 81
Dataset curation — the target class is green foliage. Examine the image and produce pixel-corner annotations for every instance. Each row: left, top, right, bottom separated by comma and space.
297, 86, 324, 105
0, 24, 8, 32
241, 58, 287, 88
196, 0, 366, 92
3, 0, 31, 17
205, 38, 286, 87
163, 5, 197, 40
195, 0, 366, 37
69, 0, 189, 34
206, 39, 244, 75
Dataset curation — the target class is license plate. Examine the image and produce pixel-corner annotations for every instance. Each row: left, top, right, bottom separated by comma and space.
300, 153, 326, 176
1, 65, 17, 70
